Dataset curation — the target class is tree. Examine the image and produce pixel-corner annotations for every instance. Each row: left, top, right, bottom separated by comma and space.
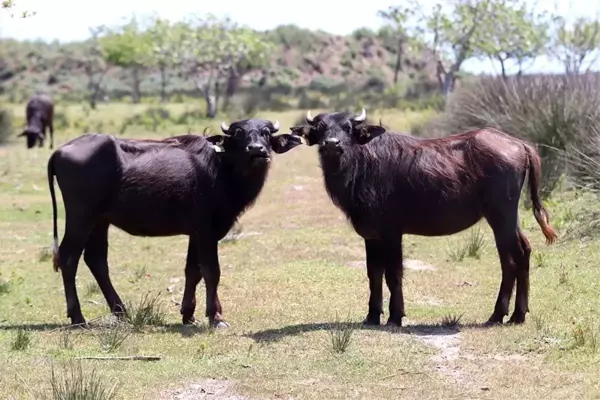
387, 0, 508, 99
1, 0, 35, 18
549, 14, 600, 75
475, 1, 549, 79
69, 26, 111, 109
180, 15, 271, 118
145, 16, 184, 103
377, 6, 413, 84
101, 17, 152, 103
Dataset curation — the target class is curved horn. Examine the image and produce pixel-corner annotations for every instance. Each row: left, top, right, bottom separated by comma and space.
220, 121, 230, 134
306, 110, 314, 124
272, 120, 280, 132
353, 108, 367, 122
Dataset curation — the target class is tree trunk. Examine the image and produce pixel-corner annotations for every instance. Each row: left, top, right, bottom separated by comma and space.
131, 66, 141, 104
393, 37, 404, 84
89, 94, 97, 110
204, 90, 217, 119
222, 70, 241, 112
159, 63, 168, 103
499, 58, 507, 80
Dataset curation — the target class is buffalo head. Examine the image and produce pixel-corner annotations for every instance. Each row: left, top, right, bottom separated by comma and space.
205, 118, 303, 164
289, 109, 386, 156
18, 127, 44, 149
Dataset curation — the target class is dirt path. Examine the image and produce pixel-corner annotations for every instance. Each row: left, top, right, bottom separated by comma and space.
160, 379, 247, 400
416, 330, 468, 384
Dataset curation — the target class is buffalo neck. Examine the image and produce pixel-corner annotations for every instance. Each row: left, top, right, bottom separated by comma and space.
213, 153, 271, 217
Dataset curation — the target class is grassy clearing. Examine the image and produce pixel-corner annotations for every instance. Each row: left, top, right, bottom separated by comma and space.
1, 103, 600, 399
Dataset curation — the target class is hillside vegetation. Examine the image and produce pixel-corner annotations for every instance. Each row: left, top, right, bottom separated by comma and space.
0, 25, 441, 111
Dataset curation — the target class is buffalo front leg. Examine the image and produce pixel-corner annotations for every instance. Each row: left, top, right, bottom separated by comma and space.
383, 237, 405, 327
198, 240, 228, 328
181, 236, 203, 324
83, 221, 126, 318
364, 239, 385, 325
49, 122, 54, 150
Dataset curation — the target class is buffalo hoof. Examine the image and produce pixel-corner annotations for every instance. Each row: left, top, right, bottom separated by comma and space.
212, 320, 230, 329
182, 315, 196, 325
507, 313, 526, 325
484, 316, 504, 327
385, 319, 402, 328
70, 318, 87, 328
362, 317, 381, 326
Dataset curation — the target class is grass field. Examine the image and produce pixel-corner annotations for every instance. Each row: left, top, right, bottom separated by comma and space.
1, 103, 600, 399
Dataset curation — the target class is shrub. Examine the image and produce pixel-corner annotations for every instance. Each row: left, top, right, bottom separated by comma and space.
435, 74, 600, 197
0, 106, 14, 145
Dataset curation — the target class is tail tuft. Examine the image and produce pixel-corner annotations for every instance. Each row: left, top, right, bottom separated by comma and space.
534, 209, 559, 245
525, 144, 559, 245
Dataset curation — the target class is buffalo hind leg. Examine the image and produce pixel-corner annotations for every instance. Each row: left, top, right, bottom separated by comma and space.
485, 209, 523, 325
181, 236, 203, 324
198, 240, 228, 328
363, 239, 385, 325
83, 221, 126, 318
58, 218, 93, 325
508, 228, 532, 324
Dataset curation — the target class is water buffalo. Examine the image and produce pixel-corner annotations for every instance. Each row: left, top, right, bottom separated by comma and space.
19, 93, 54, 149
289, 109, 558, 327
47, 119, 303, 327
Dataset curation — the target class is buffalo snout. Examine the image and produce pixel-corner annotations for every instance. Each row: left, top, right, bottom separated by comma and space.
247, 142, 268, 157
322, 137, 342, 154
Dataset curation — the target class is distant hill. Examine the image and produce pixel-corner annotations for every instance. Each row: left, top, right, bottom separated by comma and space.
0, 25, 441, 109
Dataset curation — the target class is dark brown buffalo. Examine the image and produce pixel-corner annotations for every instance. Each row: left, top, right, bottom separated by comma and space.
19, 93, 54, 149
290, 109, 558, 327
47, 119, 302, 327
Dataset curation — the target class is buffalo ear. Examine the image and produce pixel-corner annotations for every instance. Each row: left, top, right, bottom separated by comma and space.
289, 125, 317, 146
17, 130, 27, 137
354, 125, 386, 145
205, 134, 225, 152
270, 134, 303, 154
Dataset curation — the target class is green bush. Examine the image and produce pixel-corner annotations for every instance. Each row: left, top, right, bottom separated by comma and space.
0, 106, 14, 145
434, 74, 600, 197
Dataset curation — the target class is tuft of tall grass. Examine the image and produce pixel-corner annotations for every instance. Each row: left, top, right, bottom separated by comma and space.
124, 292, 165, 331
44, 361, 118, 400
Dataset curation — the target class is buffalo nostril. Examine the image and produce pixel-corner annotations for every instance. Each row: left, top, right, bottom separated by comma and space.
247, 144, 267, 155
325, 138, 341, 147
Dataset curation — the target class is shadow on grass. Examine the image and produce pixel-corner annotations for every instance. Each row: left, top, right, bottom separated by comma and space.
0, 321, 212, 337
245, 320, 499, 343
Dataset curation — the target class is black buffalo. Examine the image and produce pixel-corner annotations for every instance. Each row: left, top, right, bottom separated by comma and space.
19, 93, 55, 149
47, 119, 302, 327
290, 109, 558, 327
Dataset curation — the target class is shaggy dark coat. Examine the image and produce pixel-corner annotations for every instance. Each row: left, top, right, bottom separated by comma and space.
290, 109, 558, 326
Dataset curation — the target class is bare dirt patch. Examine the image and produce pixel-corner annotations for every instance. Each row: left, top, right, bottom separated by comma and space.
404, 259, 437, 271
160, 379, 247, 400
417, 331, 466, 384
347, 258, 437, 271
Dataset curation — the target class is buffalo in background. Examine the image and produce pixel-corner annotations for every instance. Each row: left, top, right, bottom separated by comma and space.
19, 93, 55, 149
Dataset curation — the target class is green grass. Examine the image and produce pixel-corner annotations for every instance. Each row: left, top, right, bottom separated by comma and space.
1, 102, 600, 399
